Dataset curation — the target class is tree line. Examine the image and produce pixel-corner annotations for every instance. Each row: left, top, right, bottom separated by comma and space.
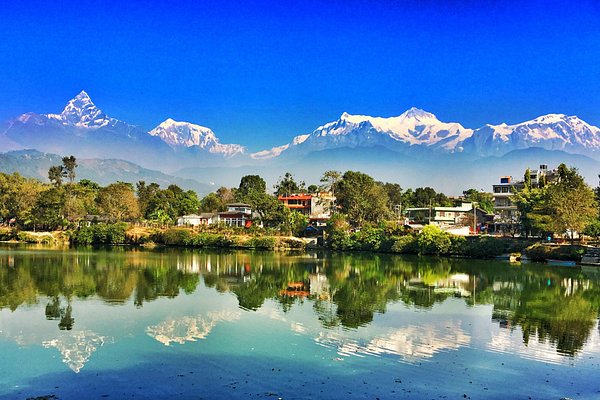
2, 156, 596, 241
0, 157, 488, 233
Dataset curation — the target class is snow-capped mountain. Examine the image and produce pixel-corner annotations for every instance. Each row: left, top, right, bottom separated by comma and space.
149, 118, 245, 157
459, 114, 600, 157
46, 90, 116, 128
0, 91, 247, 169
251, 107, 473, 159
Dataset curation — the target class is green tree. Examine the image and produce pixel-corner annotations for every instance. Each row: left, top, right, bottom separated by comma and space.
335, 171, 390, 226
62, 155, 77, 183
274, 172, 303, 196
98, 182, 140, 222
237, 175, 266, 200
200, 192, 225, 212
48, 165, 64, 187
136, 181, 161, 218
546, 167, 597, 242
462, 189, 494, 214
0, 173, 46, 227
32, 187, 66, 229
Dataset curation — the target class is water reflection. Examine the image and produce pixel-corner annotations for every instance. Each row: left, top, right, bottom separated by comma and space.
147, 311, 241, 346
1, 246, 600, 361
314, 322, 471, 362
42, 330, 107, 373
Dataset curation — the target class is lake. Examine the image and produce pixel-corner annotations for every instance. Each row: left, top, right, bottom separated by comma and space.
0, 244, 599, 399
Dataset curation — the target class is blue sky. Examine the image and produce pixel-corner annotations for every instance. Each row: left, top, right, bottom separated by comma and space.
1, 0, 599, 151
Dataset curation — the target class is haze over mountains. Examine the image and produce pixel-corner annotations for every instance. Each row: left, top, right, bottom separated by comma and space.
1, 91, 599, 193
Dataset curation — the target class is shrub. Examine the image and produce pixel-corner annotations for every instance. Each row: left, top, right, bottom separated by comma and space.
525, 243, 585, 261
249, 236, 276, 249
71, 223, 129, 245
161, 228, 192, 246
417, 225, 451, 255
390, 235, 418, 254
278, 237, 306, 250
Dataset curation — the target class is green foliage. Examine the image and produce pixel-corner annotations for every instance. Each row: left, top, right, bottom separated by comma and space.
390, 235, 418, 253
249, 236, 276, 249
160, 228, 193, 246
98, 182, 140, 222
62, 155, 77, 183
236, 175, 266, 199
462, 189, 494, 214
335, 171, 390, 226
71, 223, 128, 245
16, 232, 56, 244
417, 225, 452, 255
274, 172, 304, 196
48, 165, 64, 186
200, 192, 225, 212
525, 243, 585, 261
583, 220, 600, 238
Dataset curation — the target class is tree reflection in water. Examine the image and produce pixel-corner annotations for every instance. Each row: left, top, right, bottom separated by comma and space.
1, 247, 599, 357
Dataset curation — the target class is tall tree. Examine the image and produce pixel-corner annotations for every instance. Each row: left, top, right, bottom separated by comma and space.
335, 171, 390, 226
546, 165, 597, 242
274, 172, 302, 196
62, 156, 77, 183
98, 182, 140, 222
48, 165, 64, 187
200, 193, 225, 212
237, 175, 266, 200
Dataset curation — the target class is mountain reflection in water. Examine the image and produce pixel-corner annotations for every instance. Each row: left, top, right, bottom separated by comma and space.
1, 246, 600, 366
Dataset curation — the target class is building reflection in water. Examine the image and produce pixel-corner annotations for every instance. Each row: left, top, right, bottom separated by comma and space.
1, 249, 600, 362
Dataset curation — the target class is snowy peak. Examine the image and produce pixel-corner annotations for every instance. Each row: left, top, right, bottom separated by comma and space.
46, 90, 115, 128
149, 119, 245, 157
399, 107, 437, 122
316, 108, 472, 148
460, 113, 600, 156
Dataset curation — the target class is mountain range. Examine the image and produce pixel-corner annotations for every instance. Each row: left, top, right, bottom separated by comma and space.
1, 91, 599, 193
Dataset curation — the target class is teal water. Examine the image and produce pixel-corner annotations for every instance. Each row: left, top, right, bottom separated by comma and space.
0, 245, 599, 399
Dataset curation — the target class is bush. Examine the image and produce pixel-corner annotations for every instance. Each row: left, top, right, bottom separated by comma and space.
71, 223, 128, 245
390, 235, 418, 254
525, 243, 585, 261
277, 237, 306, 250
161, 228, 192, 246
417, 225, 451, 255
0, 228, 16, 241
17, 232, 55, 244
249, 236, 276, 249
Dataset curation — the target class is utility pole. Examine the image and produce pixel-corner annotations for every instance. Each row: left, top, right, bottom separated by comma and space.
472, 202, 477, 235
394, 204, 402, 223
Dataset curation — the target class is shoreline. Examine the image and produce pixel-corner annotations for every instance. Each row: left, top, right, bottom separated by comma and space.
0, 225, 590, 263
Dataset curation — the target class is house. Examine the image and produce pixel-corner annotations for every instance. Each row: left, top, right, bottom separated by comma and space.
177, 213, 217, 227
405, 202, 490, 235
278, 192, 335, 221
217, 203, 253, 227
79, 214, 109, 227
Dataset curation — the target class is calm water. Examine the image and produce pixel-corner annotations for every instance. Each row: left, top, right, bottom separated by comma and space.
1, 245, 599, 399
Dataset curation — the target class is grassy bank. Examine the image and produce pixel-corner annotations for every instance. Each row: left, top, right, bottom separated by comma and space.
1, 223, 588, 261
69, 224, 307, 250
326, 223, 587, 261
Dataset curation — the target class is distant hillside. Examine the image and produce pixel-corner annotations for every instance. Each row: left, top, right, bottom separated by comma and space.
0, 150, 214, 195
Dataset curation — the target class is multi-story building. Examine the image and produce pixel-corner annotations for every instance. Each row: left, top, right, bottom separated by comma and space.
491, 164, 559, 232
278, 192, 335, 222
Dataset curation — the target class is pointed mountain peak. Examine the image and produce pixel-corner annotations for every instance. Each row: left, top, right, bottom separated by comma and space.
74, 90, 92, 101
340, 112, 351, 120
45, 90, 113, 128
399, 107, 437, 120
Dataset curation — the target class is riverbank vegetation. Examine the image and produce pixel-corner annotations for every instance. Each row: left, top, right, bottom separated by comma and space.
1, 156, 599, 260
